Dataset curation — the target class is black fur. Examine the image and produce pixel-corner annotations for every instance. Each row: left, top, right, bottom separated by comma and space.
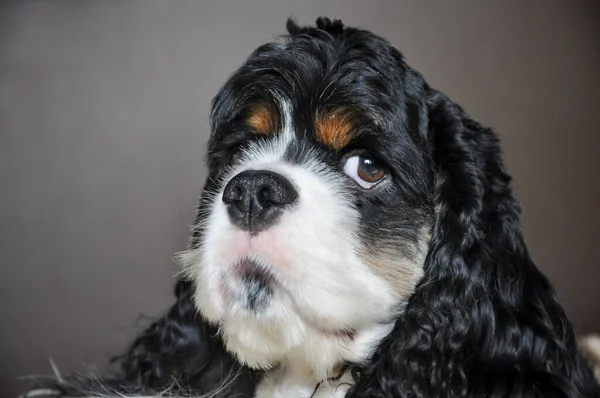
37, 17, 599, 398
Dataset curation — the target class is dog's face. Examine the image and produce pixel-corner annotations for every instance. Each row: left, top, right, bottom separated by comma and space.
181, 22, 435, 371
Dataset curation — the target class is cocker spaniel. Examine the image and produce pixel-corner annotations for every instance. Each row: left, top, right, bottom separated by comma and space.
33, 17, 600, 398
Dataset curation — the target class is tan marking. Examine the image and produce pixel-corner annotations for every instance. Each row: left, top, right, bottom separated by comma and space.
362, 251, 422, 299
247, 102, 279, 135
316, 110, 354, 150
361, 227, 431, 298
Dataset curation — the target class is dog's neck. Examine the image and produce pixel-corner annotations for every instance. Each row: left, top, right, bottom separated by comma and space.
252, 322, 394, 398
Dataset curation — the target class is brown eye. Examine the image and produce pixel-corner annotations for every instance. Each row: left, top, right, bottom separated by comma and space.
343, 155, 386, 189
357, 157, 385, 183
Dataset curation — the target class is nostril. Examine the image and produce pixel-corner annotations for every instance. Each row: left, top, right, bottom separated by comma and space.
259, 187, 270, 201
222, 182, 243, 205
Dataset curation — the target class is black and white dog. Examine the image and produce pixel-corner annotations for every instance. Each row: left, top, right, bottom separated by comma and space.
41, 17, 600, 398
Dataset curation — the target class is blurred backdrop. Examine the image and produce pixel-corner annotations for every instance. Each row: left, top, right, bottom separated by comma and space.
1, 1, 599, 396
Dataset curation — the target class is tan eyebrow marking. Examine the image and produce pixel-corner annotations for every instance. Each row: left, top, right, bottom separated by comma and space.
315, 109, 354, 150
246, 102, 279, 135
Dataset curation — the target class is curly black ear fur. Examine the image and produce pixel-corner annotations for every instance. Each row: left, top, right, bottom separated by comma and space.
347, 89, 600, 398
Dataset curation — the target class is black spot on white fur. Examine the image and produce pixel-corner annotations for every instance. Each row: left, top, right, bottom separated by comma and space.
240, 261, 273, 312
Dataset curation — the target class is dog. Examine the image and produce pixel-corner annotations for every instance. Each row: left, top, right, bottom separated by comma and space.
34, 17, 600, 398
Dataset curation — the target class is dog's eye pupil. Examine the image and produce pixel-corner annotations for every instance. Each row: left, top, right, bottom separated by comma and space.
357, 158, 385, 183
343, 155, 386, 189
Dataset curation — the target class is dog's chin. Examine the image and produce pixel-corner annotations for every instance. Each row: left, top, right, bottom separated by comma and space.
182, 250, 389, 374
217, 296, 307, 370
194, 256, 352, 370
214, 292, 394, 376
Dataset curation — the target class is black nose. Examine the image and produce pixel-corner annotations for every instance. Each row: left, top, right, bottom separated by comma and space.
222, 170, 298, 233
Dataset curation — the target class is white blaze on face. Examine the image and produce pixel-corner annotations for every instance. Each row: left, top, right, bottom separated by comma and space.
180, 100, 401, 375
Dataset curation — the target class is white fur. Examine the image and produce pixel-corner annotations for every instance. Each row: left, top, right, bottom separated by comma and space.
254, 363, 354, 398
180, 100, 403, 397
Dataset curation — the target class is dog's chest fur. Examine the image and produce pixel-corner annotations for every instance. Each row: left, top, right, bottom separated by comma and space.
246, 323, 394, 398
254, 363, 353, 398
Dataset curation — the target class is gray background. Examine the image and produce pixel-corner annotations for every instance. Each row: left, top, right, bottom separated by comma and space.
1, 1, 599, 396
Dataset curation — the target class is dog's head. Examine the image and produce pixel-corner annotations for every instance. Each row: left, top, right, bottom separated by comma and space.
180, 18, 435, 372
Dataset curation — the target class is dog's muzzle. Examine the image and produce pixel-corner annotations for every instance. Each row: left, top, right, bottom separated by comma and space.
222, 170, 298, 233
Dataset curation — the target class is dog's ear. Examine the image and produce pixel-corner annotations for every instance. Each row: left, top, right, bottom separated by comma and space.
348, 89, 598, 397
